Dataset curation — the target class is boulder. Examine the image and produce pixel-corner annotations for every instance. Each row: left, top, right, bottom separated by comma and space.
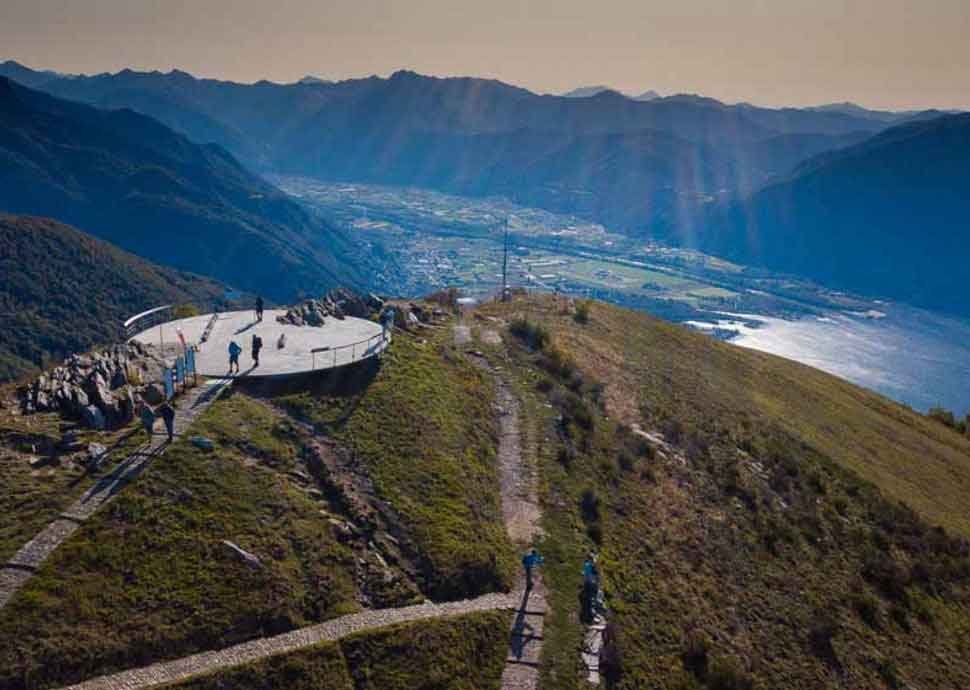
110, 367, 128, 389
87, 443, 108, 470
81, 405, 106, 430
143, 383, 165, 405
222, 540, 262, 569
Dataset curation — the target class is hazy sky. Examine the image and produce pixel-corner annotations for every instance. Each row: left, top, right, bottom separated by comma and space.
3, 0, 968, 110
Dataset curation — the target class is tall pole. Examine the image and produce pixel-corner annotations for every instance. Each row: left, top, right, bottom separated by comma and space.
501, 217, 510, 302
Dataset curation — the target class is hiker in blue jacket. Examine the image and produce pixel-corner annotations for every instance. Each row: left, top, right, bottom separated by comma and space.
522, 547, 544, 589
228, 340, 242, 374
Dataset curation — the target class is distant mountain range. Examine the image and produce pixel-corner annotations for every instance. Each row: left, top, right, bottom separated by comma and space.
1, 59, 966, 317
0, 76, 368, 302
699, 113, 970, 317
561, 85, 659, 101
0, 214, 226, 380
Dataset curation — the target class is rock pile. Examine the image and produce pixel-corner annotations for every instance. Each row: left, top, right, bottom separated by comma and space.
276, 288, 385, 327
19, 341, 166, 429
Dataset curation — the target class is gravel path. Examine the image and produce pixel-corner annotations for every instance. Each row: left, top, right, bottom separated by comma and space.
0, 378, 231, 610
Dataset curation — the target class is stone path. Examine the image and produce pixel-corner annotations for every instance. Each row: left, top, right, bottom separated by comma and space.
0, 378, 231, 610
60, 592, 520, 690
42, 324, 547, 690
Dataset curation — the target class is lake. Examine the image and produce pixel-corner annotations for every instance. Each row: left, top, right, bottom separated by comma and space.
688, 305, 970, 415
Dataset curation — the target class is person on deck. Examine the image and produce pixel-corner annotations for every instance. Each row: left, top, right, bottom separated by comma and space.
251, 333, 263, 368
228, 340, 242, 374
256, 296, 264, 322
158, 401, 176, 442
522, 547, 544, 590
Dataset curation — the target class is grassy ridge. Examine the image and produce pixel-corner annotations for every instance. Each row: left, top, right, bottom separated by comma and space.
0, 392, 360, 689
276, 328, 515, 599
480, 295, 970, 689
172, 610, 511, 690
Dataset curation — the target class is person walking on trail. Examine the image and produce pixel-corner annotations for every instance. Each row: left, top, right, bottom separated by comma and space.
228, 340, 242, 374
158, 401, 176, 442
255, 296, 264, 323
522, 547, 544, 590
139, 403, 156, 441
251, 333, 263, 368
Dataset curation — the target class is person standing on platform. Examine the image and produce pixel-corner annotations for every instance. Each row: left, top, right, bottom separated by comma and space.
256, 296, 264, 323
251, 333, 263, 368
228, 340, 242, 374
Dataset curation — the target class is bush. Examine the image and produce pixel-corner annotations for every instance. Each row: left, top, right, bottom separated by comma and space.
862, 552, 910, 601
682, 630, 710, 678
172, 303, 201, 319
574, 299, 592, 324
706, 657, 755, 690
928, 405, 967, 434
807, 614, 839, 665
580, 487, 601, 523
509, 317, 550, 351
852, 591, 881, 628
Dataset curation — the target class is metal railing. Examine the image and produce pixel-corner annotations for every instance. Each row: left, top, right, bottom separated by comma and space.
123, 305, 173, 343
311, 330, 391, 370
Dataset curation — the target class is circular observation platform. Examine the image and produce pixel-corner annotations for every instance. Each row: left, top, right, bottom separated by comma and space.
129, 309, 389, 378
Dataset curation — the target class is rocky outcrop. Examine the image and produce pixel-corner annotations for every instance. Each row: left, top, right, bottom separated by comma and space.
276, 288, 385, 327
18, 341, 167, 429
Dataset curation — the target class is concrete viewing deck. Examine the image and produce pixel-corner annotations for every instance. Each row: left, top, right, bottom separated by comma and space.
130, 309, 389, 378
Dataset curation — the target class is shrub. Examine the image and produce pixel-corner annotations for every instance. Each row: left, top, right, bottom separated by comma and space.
617, 450, 636, 473
807, 614, 839, 666
580, 487, 601, 523
928, 406, 968, 434
172, 303, 201, 319
509, 317, 550, 351
574, 299, 592, 324
707, 657, 755, 690
862, 552, 910, 601
852, 591, 881, 628
682, 630, 710, 678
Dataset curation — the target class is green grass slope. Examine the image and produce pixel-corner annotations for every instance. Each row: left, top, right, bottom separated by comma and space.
0, 214, 225, 381
273, 325, 515, 598
479, 295, 970, 690
0, 324, 512, 689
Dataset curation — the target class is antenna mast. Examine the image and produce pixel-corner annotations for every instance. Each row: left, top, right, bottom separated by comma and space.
501, 217, 510, 301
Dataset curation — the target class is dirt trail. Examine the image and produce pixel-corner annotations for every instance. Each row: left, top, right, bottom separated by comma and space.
454, 323, 547, 690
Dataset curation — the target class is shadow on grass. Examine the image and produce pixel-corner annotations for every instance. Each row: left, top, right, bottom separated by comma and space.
236, 357, 382, 433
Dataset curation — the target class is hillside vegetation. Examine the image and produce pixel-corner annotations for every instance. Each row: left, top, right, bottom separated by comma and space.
477, 295, 970, 689
0, 325, 511, 689
0, 77, 367, 301
0, 214, 225, 381
700, 113, 970, 317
